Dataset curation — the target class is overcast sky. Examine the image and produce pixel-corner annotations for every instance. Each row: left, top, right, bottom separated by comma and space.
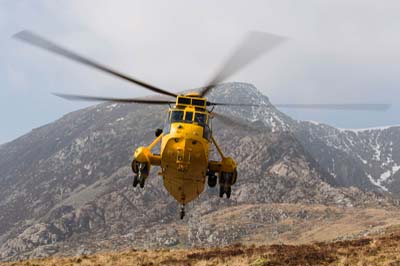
1, 0, 400, 144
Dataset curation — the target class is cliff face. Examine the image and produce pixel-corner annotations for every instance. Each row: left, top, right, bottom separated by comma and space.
0, 82, 398, 260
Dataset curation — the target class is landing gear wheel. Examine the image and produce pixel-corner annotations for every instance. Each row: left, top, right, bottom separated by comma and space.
180, 205, 185, 219
208, 175, 217, 188
226, 187, 231, 199
219, 186, 225, 198
132, 175, 139, 188
139, 177, 145, 188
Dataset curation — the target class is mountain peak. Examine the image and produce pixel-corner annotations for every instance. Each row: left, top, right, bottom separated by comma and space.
208, 82, 295, 132
207, 82, 270, 104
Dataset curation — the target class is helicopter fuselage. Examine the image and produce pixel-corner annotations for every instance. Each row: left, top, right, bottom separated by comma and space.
161, 120, 210, 204
132, 95, 237, 206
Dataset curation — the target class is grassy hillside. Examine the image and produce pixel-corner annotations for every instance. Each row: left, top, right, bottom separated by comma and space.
5, 224, 400, 266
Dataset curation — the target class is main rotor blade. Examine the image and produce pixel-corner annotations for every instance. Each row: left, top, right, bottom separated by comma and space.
200, 31, 287, 97
53, 93, 175, 105
212, 112, 266, 132
14, 30, 178, 98
208, 101, 259, 107
274, 103, 391, 111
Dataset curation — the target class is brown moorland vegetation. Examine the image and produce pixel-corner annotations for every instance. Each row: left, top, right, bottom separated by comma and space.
4, 225, 400, 266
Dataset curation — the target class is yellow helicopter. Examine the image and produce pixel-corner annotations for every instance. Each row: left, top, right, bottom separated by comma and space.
14, 30, 390, 219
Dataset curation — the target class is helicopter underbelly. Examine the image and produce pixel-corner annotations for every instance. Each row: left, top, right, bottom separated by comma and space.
161, 137, 208, 204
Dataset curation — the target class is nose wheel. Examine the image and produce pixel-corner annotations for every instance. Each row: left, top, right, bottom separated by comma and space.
180, 205, 185, 219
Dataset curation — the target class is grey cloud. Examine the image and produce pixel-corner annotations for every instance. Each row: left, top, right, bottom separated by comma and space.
1, 0, 400, 143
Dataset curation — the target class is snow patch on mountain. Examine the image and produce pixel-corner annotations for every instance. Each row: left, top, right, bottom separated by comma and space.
367, 174, 388, 191
357, 155, 368, 164
380, 165, 400, 183
208, 83, 295, 132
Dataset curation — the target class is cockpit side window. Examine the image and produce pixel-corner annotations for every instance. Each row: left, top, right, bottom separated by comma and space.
193, 112, 211, 140
163, 111, 171, 134
194, 113, 206, 125
171, 110, 184, 122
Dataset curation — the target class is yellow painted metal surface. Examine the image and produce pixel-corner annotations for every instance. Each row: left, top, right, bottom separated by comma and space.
133, 95, 238, 205
160, 122, 210, 204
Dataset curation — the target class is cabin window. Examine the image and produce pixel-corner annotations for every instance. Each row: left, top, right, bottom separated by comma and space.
171, 110, 184, 122
185, 111, 193, 122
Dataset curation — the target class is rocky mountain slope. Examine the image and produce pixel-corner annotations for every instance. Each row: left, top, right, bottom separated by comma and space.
207, 83, 400, 194
6, 225, 400, 266
295, 121, 400, 193
0, 82, 399, 261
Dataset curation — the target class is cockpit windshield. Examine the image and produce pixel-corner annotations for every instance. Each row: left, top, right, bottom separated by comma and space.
165, 109, 211, 140
169, 110, 209, 127
171, 110, 184, 122
185, 111, 193, 122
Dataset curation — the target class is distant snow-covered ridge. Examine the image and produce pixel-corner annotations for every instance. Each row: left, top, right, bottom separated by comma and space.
339, 125, 400, 133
